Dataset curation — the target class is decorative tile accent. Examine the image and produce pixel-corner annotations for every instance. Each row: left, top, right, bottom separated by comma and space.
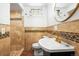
0, 32, 9, 39
60, 31, 79, 43
10, 18, 22, 20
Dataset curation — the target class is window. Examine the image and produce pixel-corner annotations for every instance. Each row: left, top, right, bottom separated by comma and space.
30, 8, 42, 16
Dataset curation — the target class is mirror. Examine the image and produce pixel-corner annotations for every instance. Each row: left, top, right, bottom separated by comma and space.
54, 3, 78, 22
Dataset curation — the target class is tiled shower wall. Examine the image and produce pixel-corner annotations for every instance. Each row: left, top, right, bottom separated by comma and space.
0, 24, 10, 55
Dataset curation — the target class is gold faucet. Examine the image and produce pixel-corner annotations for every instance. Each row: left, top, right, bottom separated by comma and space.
54, 32, 61, 43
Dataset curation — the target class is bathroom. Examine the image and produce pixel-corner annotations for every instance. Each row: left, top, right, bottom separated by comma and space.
0, 3, 79, 56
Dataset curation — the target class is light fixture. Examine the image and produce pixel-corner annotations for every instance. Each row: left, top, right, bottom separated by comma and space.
27, 3, 44, 6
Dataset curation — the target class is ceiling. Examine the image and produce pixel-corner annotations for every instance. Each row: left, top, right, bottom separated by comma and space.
22, 3, 48, 7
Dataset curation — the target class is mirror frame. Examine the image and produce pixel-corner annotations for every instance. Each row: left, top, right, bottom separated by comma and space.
54, 3, 79, 22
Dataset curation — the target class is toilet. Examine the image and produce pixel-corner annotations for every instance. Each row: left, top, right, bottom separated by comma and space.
32, 36, 49, 56
32, 43, 40, 49
32, 43, 43, 56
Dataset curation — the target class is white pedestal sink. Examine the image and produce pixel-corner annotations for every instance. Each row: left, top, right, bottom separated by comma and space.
38, 36, 74, 53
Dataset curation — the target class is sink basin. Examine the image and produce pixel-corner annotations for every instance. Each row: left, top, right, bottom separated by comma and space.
39, 37, 74, 52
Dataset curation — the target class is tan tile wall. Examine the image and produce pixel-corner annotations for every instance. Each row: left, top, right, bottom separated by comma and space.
54, 20, 79, 55
10, 11, 24, 54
